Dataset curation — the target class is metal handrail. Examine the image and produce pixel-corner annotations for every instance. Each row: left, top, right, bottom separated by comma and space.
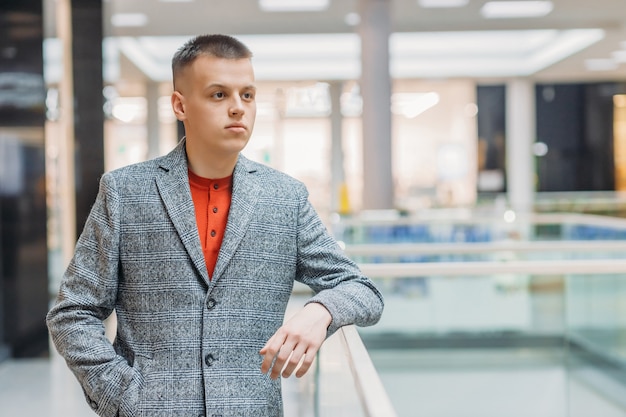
337, 325, 398, 417
359, 258, 626, 277
344, 240, 626, 256
334, 211, 626, 229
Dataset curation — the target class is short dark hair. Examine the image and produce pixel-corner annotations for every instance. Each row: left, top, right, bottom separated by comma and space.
171, 34, 253, 86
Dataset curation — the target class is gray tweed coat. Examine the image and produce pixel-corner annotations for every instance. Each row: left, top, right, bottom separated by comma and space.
46, 139, 384, 417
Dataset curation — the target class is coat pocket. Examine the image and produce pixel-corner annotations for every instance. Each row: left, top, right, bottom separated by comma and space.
118, 355, 151, 417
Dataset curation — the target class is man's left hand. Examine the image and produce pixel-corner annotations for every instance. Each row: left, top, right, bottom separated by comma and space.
260, 302, 332, 379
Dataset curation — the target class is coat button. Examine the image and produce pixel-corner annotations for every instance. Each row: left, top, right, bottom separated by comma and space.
205, 353, 215, 367
206, 298, 217, 310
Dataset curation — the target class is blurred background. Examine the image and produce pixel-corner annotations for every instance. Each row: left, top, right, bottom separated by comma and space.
2, 0, 626, 416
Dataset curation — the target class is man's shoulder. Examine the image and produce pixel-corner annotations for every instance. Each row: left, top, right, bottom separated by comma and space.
100, 151, 182, 197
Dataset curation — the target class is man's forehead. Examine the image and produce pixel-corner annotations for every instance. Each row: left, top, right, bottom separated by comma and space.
175, 57, 255, 89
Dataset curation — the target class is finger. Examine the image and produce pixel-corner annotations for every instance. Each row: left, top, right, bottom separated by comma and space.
280, 344, 307, 378
269, 340, 297, 379
294, 350, 317, 378
260, 333, 286, 374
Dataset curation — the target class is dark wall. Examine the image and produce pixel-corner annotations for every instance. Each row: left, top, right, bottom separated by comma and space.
535, 83, 618, 192
582, 83, 619, 191
535, 84, 586, 191
0, 0, 49, 358
476, 85, 506, 193
478, 83, 620, 194
72, 0, 105, 236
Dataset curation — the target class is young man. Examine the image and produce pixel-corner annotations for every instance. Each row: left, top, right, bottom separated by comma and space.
47, 34, 384, 417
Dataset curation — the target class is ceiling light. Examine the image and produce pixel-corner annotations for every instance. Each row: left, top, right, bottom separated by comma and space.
584, 58, 618, 71
390, 29, 603, 77
344, 12, 360, 26
613, 50, 626, 63
392, 92, 440, 118
481, 1, 553, 18
259, 0, 329, 12
418, 0, 469, 8
111, 13, 148, 27
109, 29, 603, 83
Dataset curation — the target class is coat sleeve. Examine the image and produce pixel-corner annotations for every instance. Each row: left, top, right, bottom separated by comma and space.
46, 172, 141, 417
294, 186, 384, 336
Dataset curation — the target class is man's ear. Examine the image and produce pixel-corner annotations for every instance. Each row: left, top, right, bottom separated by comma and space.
171, 91, 186, 121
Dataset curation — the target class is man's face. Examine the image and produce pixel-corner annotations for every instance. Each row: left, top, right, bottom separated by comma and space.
172, 55, 257, 159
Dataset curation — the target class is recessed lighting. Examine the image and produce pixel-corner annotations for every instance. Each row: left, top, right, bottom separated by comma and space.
344, 12, 360, 26
418, 0, 469, 8
532, 142, 549, 157
111, 13, 148, 27
259, 0, 329, 12
612, 50, 626, 63
585, 58, 618, 71
481, 1, 553, 18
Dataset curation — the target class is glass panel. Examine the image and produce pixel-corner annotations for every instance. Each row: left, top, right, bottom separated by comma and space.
332, 212, 626, 417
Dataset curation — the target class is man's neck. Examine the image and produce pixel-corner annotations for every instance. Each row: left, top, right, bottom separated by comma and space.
186, 150, 238, 179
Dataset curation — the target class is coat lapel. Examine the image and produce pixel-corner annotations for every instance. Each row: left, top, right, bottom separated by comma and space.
155, 139, 211, 285
211, 155, 262, 283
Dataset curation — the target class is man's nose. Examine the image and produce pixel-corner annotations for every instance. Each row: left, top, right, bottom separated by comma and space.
229, 96, 245, 116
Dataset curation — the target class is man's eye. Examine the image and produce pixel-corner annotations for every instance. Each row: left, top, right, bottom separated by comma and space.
213, 92, 225, 99
243, 92, 254, 100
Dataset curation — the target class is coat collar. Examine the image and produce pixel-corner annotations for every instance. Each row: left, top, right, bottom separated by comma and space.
214, 152, 262, 281
155, 138, 262, 287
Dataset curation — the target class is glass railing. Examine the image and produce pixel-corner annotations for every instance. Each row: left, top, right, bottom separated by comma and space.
332, 210, 626, 245
329, 211, 626, 417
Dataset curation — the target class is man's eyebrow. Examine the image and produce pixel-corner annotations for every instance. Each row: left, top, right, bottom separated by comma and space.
204, 83, 256, 91
205, 83, 226, 90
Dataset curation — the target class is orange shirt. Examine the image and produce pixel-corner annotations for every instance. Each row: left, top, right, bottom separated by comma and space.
188, 169, 232, 279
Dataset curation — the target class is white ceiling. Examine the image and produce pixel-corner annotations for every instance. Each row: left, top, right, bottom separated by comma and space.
45, 0, 626, 84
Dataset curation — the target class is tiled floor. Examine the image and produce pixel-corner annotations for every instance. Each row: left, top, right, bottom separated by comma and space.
0, 353, 93, 416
